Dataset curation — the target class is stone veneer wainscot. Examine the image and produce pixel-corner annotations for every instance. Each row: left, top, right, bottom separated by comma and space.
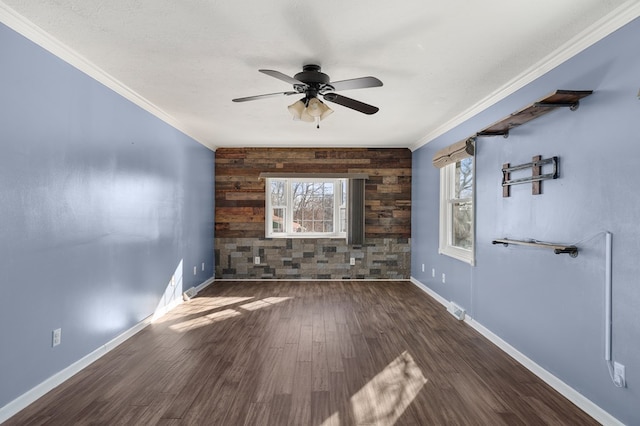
216, 237, 410, 279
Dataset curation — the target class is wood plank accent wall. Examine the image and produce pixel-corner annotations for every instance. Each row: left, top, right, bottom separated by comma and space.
215, 148, 411, 239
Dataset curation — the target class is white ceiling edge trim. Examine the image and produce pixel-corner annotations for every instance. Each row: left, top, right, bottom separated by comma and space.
0, 4, 217, 152
409, 0, 640, 152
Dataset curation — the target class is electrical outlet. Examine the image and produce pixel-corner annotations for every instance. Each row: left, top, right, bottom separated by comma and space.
350, 257, 356, 266
421, 264, 425, 272
52, 328, 61, 347
432, 268, 435, 278
254, 256, 260, 265
614, 362, 626, 387
202, 262, 205, 271
193, 266, 196, 275
442, 273, 446, 283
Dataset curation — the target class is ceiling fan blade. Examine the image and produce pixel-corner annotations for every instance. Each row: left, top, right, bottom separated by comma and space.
323, 93, 379, 115
259, 69, 305, 85
329, 76, 383, 91
232, 91, 299, 102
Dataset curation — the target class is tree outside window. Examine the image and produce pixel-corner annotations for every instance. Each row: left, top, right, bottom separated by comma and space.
266, 178, 346, 238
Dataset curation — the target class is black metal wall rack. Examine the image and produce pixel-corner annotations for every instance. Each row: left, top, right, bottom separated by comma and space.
492, 238, 578, 257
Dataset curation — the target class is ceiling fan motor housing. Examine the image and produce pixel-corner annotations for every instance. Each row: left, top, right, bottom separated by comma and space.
294, 64, 330, 84
294, 65, 333, 97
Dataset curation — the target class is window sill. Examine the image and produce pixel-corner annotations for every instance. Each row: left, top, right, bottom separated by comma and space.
438, 246, 475, 266
267, 233, 347, 239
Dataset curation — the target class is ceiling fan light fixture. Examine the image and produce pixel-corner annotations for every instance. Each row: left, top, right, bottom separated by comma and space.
300, 109, 316, 122
317, 99, 334, 120
299, 98, 315, 122
300, 109, 316, 123
305, 98, 323, 117
287, 99, 306, 121
289, 97, 333, 124
320, 106, 333, 120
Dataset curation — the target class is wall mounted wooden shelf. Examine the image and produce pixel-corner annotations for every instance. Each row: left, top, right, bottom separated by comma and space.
477, 90, 593, 138
492, 238, 578, 257
442, 90, 593, 155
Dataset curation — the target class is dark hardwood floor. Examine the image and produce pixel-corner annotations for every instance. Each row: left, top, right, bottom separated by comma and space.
6, 280, 597, 425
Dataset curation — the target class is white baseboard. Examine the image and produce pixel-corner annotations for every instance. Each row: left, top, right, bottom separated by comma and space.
409, 277, 623, 426
0, 317, 150, 424
0, 275, 215, 424
409, 277, 449, 306
195, 276, 215, 293
151, 296, 184, 322
214, 278, 407, 282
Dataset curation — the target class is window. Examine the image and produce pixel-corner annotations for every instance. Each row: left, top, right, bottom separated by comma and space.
266, 178, 347, 238
439, 157, 474, 264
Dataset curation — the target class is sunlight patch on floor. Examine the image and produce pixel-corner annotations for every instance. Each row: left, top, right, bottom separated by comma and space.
322, 351, 427, 426
322, 412, 341, 426
166, 297, 292, 332
238, 297, 292, 311
169, 308, 241, 331
186, 296, 254, 313
153, 296, 256, 323
207, 296, 256, 307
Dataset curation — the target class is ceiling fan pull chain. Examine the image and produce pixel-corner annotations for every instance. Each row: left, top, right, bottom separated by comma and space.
316, 117, 320, 129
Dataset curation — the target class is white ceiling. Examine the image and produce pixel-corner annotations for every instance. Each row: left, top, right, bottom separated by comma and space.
1, 1, 638, 151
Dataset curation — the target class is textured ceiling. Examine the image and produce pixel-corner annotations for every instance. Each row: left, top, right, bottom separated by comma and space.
1, 1, 638, 151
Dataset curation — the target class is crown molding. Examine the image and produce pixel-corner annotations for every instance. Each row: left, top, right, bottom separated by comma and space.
410, 1, 640, 151
0, 4, 216, 151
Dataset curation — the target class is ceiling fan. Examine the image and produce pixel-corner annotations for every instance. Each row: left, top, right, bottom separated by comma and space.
232, 64, 383, 127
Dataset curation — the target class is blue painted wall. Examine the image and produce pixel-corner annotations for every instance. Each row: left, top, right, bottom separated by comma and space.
412, 18, 640, 424
0, 23, 214, 408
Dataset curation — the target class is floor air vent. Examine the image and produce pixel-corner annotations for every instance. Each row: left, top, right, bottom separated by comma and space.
182, 287, 197, 301
447, 301, 466, 321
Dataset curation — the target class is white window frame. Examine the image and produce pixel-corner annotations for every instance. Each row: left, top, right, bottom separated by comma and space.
439, 158, 475, 265
266, 177, 347, 238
